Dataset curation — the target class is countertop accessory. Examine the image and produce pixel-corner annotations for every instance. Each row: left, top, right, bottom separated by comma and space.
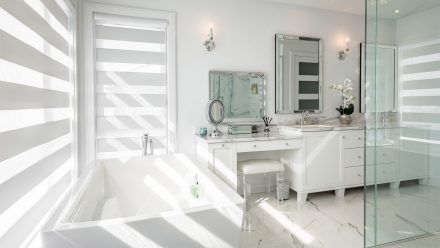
228, 124, 252, 135
263, 116, 272, 132
338, 114, 353, 125
206, 99, 224, 137
329, 78, 355, 124
199, 127, 208, 136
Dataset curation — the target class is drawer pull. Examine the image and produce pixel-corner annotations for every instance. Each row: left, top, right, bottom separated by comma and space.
382, 153, 386, 157
358, 137, 362, 140
357, 174, 362, 177
342, 136, 346, 139
253, 144, 257, 148
358, 155, 363, 159
221, 144, 225, 148
383, 170, 387, 174
285, 143, 289, 146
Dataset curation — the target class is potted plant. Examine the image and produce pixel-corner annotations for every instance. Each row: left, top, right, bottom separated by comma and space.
329, 78, 355, 124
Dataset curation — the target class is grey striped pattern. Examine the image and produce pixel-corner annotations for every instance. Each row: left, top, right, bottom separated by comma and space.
0, 0, 75, 247
93, 15, 169, 159
400, 39, 440, 144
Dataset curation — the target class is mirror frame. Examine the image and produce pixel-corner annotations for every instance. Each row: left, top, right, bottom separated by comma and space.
206, 99, 225, 125
209, 71, 266, 123
360, 43, 398, 113
275, 34, 323, 114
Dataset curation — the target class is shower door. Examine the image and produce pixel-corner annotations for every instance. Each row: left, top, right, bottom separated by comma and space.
365, 0, 440, 247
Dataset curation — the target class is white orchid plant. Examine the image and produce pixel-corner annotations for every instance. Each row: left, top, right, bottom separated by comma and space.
329, 78, 355, 116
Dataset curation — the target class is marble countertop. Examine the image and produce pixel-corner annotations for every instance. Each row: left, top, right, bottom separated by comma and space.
279, 122, 431, 132
196, 131, 303, 144
278, 123, 365, 132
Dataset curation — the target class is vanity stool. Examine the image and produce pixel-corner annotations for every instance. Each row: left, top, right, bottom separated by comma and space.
238, 159, 285, 210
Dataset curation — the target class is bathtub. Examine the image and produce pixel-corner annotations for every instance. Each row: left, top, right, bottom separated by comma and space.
42, 154, 244, 248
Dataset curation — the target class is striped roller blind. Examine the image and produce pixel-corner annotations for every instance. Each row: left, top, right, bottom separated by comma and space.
400, 39, 440, 145
0, 0, 75, 247
93, 14, 169, 159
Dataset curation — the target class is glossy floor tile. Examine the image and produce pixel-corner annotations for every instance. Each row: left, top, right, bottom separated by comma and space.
239, 182, 440, 248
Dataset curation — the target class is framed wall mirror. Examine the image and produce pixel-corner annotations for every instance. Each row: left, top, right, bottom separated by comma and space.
275, 34, 323, 114
360, 43, 398, 113
209, 71, 265, 123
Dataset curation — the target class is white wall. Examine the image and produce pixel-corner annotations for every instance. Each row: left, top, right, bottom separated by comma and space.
77, 0, 369, 160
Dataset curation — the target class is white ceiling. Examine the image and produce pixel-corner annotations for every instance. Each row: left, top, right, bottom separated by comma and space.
266, 0, 440, 19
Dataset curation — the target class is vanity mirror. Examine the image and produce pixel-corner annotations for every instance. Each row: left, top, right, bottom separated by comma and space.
206, 99, 224, 136
360, 44, 397, 113
209, 71, 265, 123
275, 34, 323, 114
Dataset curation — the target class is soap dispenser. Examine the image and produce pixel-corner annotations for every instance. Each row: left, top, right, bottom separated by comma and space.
190, 174, 200, 198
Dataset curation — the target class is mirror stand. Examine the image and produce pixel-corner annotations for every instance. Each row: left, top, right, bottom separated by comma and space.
210, 125, 222, 137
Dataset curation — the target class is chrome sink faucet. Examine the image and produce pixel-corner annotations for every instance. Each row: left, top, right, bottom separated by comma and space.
300, 111, 311, 125
142, 133, 154, 156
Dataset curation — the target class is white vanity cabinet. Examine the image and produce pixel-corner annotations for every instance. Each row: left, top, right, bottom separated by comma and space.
195, 134, 302, 192
205, 142, 238, 189
302, 131, 343, 191
280, 130, 346, 206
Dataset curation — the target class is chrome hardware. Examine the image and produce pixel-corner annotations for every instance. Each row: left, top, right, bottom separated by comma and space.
253, 144, 257, 148
221, 144, 225, 148
142, 133, 154, 156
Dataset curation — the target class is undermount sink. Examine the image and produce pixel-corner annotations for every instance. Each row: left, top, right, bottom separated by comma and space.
293, 125, 334, 131
280, 124, 334, 132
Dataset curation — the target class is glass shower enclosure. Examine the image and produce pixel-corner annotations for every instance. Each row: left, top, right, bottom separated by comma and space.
364, 0, 440, 247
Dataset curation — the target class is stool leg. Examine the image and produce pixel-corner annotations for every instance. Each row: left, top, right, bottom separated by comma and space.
276, 171, 284, 203
265, 173, 271, 197
243, 175, 251, 210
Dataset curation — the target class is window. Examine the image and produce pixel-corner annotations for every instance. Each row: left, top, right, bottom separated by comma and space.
0, 0, 76, 247
83, 4, 176, 164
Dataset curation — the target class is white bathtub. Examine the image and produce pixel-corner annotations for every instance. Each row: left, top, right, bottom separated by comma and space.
43, 154, 244, 248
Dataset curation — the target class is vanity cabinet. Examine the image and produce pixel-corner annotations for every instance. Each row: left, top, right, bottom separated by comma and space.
303, 132, 343, 191
197, 142, 238, 190
196, 134, 302, 192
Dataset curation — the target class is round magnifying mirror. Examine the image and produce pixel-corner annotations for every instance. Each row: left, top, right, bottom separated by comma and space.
206, 99, 224, 137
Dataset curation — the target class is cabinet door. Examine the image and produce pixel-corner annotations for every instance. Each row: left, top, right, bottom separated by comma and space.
305, 133, 343, 190
208, 143, 237, 190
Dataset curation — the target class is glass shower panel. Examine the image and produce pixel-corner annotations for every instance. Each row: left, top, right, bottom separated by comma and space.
365, 0, 440, 247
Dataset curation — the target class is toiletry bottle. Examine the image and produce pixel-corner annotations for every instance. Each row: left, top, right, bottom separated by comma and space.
191, 174, 200, 198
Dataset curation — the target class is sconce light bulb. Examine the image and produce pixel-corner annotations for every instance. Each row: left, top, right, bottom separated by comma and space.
345, 37, 350, 43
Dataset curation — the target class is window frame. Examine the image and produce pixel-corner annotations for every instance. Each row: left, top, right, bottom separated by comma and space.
82, 3, 177, 167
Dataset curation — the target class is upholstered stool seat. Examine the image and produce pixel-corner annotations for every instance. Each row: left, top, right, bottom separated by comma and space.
238, 159, 285, 208
238, 159, 284, 175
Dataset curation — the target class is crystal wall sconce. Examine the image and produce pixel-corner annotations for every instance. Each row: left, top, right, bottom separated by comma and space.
338, 37, 350, 60
203, 24, 216, 52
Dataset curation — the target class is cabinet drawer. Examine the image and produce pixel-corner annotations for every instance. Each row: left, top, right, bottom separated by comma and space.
236, 139, 301, 153
344, 166, 364, 186
365, 147, 398, 165
341, 131, 365, 148
344, 148, 364, 167
377, 163, 398, 182
364, 164, 398, 185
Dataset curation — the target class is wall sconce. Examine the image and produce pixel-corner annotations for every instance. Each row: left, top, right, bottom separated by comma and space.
338, 37, 350, 60
203, 24, 216, 52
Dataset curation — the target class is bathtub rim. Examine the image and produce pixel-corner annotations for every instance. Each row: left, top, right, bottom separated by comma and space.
47, 154, 245, 231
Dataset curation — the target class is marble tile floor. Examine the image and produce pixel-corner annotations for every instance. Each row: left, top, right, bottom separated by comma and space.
239, 188, 365, 248
383, 233, 440, 248
239, 182, 440, 248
